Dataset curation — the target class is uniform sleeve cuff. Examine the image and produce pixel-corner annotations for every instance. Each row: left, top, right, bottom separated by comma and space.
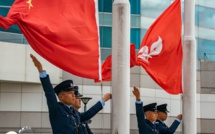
175, 118, 181, 123
135, 100, 142, 104
39, 70, 47, 78
99, 99, 105, 107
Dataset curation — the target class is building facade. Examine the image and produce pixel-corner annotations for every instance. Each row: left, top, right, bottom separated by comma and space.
0, 0, 215, 133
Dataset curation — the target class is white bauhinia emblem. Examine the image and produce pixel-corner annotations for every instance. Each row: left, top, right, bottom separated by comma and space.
138, 36, 163, 63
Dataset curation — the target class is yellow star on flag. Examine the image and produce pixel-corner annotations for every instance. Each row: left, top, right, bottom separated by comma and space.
26, 0, 33, 9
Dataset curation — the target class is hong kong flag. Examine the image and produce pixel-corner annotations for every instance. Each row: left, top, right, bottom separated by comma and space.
137, 0, 183, 94
0, 0, 101, 79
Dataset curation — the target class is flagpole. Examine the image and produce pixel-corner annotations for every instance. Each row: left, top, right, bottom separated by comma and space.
182, 0, 196, 133
111, 0, 130, 133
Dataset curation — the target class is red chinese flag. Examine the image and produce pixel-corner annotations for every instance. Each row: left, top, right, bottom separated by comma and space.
0, 0, 101, 79
137, 0, 182, 94
95, 44, 136, 82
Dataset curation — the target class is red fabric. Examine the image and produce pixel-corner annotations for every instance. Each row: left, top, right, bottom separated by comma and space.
97, 55, 112, 82
95, 44, 136, 82
137, 0, 183, 94
0, 0, 100, 79
130, 44, 137, 68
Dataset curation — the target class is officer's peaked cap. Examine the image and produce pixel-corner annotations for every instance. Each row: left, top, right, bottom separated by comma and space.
157, 104, 169, 112
143, 103, 157, 112
54, 80, 78, 95
75, 90, 83, 97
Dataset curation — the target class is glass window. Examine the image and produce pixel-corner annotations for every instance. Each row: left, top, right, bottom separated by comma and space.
0, 25, 21, 33
99, 26, 112, 48
198, 0, 215, 9
100, 26, 141, 49
0, 32, 25, 43
130, 0, 140, 14
131, 15, 140, 28
98, 0, 140, 14
98, 0, 113, 13
197, 27, 215, 41
99, 13, 140, 28
0, 7, 10, 17
198, 6, 215, 29
194, 5, 199, 26
0, 0, 14, 6
131, 28, 140, 49
197, 38, 215, 60
140, 29, 147, 41
99, 13, 112, 26
141, 0, 171, 18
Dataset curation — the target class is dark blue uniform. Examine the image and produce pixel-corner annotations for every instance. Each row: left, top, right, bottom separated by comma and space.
79, 121, 93, 134
76, 111, 93, 134
156, 119, 180, 134
136, 102, 159, 134
40, 75, 102, 134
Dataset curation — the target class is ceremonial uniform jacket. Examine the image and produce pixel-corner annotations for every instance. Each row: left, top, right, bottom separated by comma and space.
156, 119, 180, 134
40, 75, 102, 134
79, 121, 93, 134
136, 102, 159, 134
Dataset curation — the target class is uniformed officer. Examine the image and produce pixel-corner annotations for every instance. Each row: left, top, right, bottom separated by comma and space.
156, 104, 182, 134
133, 86, 159, 134
72, 91, 93, 134
30, 54, 111, 134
